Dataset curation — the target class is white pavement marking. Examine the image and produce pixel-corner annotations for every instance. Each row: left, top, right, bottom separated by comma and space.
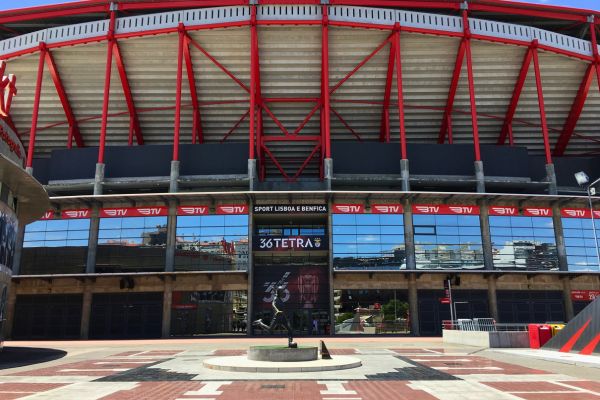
422, 349, 445, 354
408, 381, 523, 400
183, 381, 232, 396
457, 374, 578, 382
318, 381, 357, 395
411, 359, 472, 362
94, 361, 154, 364
0, 376, 96, 383
18, 382, 138, 399
552, 381, 600, 396
432, 367, 503, 370
59, 368, 129, 372
323, 398, 362, 400
495, 349, 600, 368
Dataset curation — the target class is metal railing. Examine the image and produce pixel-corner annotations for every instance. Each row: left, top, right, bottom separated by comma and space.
442, 319, 531, 332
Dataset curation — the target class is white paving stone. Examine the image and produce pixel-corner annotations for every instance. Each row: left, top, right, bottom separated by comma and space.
18, 382, 138, 400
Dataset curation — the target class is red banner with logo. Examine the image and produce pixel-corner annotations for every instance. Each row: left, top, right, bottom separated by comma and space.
412, 205, 479, 215
523, 207, 553, 217
488, 206, 519, 216
561, 208, 600, 219
571, 290, 600, 301
39, 210, 54, 220
61, 209, 92, 219
371, 204, 403, 214
100, 206, 168, 218
177, 206, 209, 216
332, 204, 364, 214
216, 204, 248, 215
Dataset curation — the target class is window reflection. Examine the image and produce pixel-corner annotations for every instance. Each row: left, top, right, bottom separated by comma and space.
414, 214, 483, 270
175, 215, 248, 271
333, 214, 405, 270
490, 216, 558, 271
22, 219, 90, 274
562, 217, 600, 271
97, 217, 167, 273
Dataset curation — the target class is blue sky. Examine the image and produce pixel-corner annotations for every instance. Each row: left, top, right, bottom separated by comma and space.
0, 0, 598, 11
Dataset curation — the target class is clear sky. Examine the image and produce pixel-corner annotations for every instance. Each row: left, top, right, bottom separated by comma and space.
0, 0, 597, 12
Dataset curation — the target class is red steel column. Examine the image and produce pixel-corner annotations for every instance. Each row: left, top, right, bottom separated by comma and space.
592, 18, 600, 92
249, 6, 257, 160
393, 24, 407, 160
172, 23, 185, 162
322, 6, 331, 160
26, 44, 47, 170
531, 41, 552, 165
463, 10, 481, 162
98, 10, 116, 164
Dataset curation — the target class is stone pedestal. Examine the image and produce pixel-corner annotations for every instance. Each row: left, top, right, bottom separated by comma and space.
248, 346, 318, 362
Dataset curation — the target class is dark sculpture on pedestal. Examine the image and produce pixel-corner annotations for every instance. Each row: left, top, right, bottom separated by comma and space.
252, 285, 297, 348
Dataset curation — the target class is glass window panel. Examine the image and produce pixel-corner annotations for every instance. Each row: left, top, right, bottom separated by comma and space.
120, 217, 145, 228
177, 216, 199, 227
225, 226, 248, 235
357, 234, 380, 243
414, 226, 435, 235
332, 214, 356, 225
414, 235, 435, 244
26, 220, 47, 232
512, 227, 534, 236
67, 230, 89, 240
24, 231, 46, 242
356, 214, 380, 225
68, 219, 90, 230
489, 216, 510, 227
511, 217, 533, 228
356, 225, 380, 234
333, 225, 356, 235
532, 218, 553, 228
458, 215, 480, 226
437, 226, 459, 235
561, 218, 582, 229
458, 226, 481, 235
380, 225, 403, 235
67, 239, 89, 247
44, 230, 68, 241
490, 227, 512, 236
200, 226, 225, 236
435, 215, 458, 226
99, 218, 122, 229
563, 228, 584, 238
225, 215, 248, 226
46, 220, 69, 231
333, 235, 357, 244
380, 235, 404, 245
413, 215, 435, 225
380, 214, 403, 225
203, 215, 225, 226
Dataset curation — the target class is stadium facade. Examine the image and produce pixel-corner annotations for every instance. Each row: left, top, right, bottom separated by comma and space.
1, 0, 600, 339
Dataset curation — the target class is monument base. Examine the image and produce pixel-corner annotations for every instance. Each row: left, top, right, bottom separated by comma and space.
203, 355, 362, 373
248, 346, 318, 362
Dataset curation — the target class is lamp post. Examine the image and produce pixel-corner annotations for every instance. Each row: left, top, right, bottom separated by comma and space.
574, 172, 600, 271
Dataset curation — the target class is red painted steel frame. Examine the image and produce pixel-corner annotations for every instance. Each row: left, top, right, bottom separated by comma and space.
113, 41, 143, 146
379, 39, 395, 143
393, 25, 407, 160
531, 42, 552, 165
26, 47, 46, 168
438, 40, 466, 144
173, 24, 186, 162
463, 10, 482, 162
183, 35, 203, 144
44, 48, 84, 148
249, 7, 257, 161
322, 6, 331, 160
98, 11, 116, 164
498, 46, 533, 146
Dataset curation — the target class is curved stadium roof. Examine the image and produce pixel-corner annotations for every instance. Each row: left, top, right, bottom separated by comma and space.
1, 0, 599, 178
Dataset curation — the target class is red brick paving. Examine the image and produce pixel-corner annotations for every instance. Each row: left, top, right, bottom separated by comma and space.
482, 381, 575, 392
565, 381, 600, 393
112, 351, 140, 357
0, 382, 67, 400
514, 394, 600, 400
328, 348, 358, 355
346, 381, 439, 400
99, 382, 204, 400
217, 381, 323, 400
414, 356, 549, 375
213, 349, 247, 356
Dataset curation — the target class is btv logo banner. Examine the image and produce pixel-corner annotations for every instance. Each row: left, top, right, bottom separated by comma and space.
100, 206, 168, 218
332, 204, 364, 214
412, 204, 480, 215
561, 208, 600, 219
253, 235, 328, 251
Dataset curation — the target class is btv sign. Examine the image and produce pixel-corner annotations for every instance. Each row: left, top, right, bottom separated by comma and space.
253, 235, 328, 251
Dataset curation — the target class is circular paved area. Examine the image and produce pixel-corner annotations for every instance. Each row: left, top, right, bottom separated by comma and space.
204, 354, 362, 372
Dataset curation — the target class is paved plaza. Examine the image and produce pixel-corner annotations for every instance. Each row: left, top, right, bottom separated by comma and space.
0, 337, 599, 399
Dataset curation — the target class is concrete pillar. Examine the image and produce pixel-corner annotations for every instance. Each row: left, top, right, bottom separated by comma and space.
161, 278, 173, 338
11, 222, 25, 276
562, 277, 574, 321
246, 198, 254, 336
3, 282, 17, 339
324, 158, 333, 191
169, 160, 180, 193
552, 203, 568, 272
546, 163, 558, 195
408, 273, 420, 336
165, 201, 177, 272
80, 281, 93, 339
94, 163, 105, 195
474, 160, 485, 193
479, 200, 494, 270
487, 275, 499, 321
403, 199, 416, 270
328, 198, 335, 336
248, 159, 258, 191
400, 159, 410, 191
85, 205, 100, 274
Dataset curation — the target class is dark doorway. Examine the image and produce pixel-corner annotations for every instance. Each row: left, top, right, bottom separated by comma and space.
418, 290, 489, 336
13, 294, 82, 340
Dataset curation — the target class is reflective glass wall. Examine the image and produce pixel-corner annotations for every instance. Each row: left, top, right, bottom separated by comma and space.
97, 216, 167, 273
332, 213, 405, 270
413, 213, 483, 270
22, 218, 90, 274
175, 215, 248, 271
490, 215, 558, 271
562, 214, 600, 271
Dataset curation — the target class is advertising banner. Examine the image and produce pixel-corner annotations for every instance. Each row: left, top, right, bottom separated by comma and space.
371, 204, 404, 214
253, 265, 329, 311
177, 206, 209, 216
561, 208, 600, 219
412, 204, 480, 215
100, 206, 168, 218
216, 205, 248, 215
332, 204, 364, 214
253, 204, 327, 214
571, 290, 600, 302
253, 235, 328, 251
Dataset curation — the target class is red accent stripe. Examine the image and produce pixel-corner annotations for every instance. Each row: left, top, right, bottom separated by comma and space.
579, 333, 600, 355
559, 319, 591, 353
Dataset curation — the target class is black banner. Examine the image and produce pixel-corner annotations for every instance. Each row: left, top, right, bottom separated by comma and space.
253, 204, 328, 214
253, 235, 328, 251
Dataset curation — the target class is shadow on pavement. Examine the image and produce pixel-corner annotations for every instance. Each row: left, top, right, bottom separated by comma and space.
0, 347, 67, 369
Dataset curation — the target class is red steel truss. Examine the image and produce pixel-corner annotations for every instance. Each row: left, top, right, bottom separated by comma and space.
18, 3, 600, 176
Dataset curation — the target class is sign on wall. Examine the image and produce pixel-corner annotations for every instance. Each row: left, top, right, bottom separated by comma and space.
371, 204, 403, 214
412, 205, 480, 215
177, 206, 209, 216
332, 204, 364, 214
571, 290, 600, 302
253, 204, 327, 214
561, 208, 600, 219
253, 235, 328, 251
100, 206, 168, 218
216, 205, 248, 215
